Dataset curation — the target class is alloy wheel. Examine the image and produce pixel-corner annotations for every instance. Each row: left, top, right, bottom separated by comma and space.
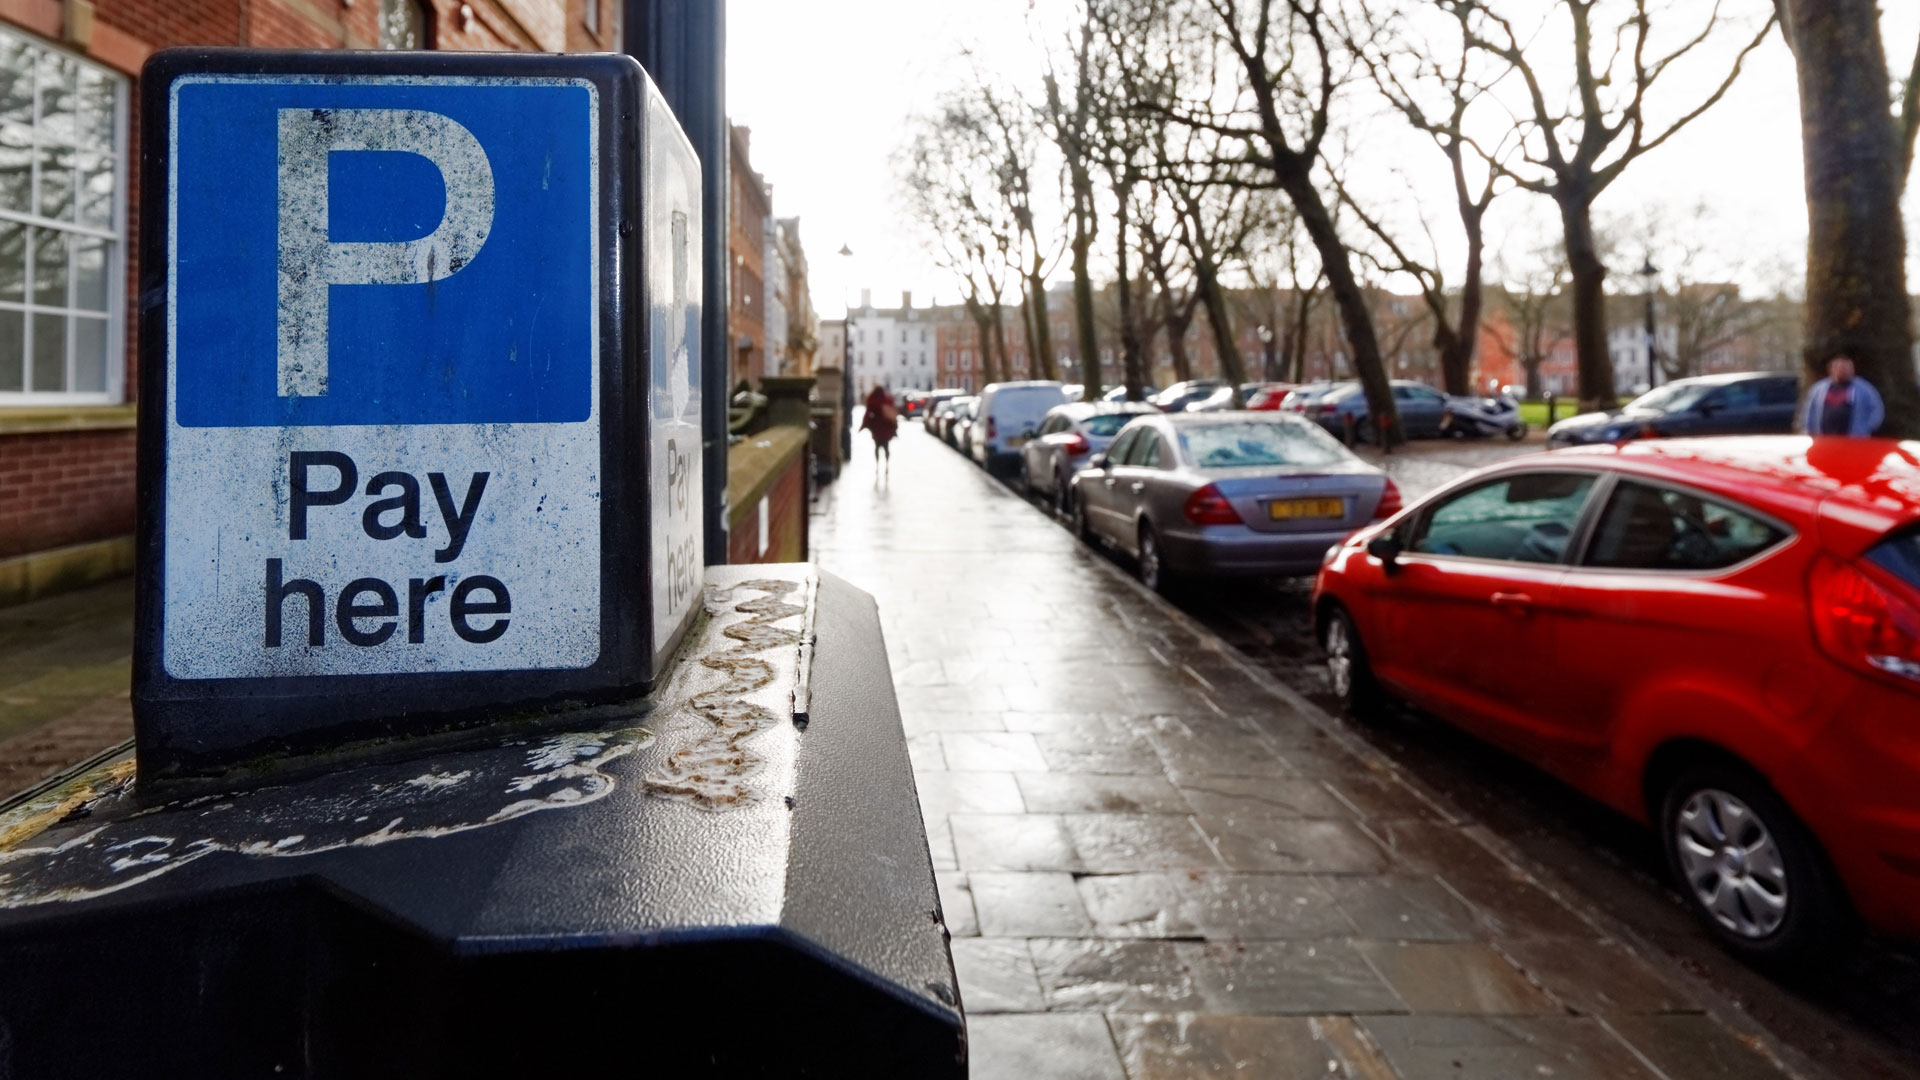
1138, 528, 1162, 590
1673, 788, 1790, 940
1325, 616, 1354, 699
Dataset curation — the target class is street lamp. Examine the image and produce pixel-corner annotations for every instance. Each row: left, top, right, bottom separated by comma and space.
838, 244, 854, 461
1256, 324, 1275, 381
1639, 256, 1659, 392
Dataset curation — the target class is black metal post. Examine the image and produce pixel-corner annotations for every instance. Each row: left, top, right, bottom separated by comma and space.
626, 0, 730, 565
1640, 257, 1659, 394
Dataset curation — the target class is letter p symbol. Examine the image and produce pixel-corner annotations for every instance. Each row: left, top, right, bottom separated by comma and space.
276, 109, 494, 397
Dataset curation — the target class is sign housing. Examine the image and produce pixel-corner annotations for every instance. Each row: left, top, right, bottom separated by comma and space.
134, 49, 702, 778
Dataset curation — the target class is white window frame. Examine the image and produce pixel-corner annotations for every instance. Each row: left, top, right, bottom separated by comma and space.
0, 28, 128, 406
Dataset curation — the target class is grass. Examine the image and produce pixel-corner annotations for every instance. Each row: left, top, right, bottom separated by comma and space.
1518, 400, 1622, 427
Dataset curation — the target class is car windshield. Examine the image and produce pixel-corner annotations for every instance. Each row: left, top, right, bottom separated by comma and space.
1084, 413, 1142, 436
1177, 420, 1352, 468
1625, 382, 1713, 413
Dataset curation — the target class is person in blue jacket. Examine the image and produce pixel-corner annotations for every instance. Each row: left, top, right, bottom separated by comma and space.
1802, 355, 1886, 437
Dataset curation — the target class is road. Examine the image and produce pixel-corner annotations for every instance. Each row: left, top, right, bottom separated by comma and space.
985, 427, 1920, 1080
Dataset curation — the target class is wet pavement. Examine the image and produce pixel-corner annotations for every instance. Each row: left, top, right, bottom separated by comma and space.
813, 426, 1828, 1079
0, 578, 133, 798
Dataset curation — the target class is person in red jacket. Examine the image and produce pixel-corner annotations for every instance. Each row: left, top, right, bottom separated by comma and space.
860, 385, 900, 472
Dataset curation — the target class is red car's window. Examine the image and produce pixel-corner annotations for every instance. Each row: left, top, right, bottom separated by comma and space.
1582, 481, 1786, 571
1868, 527, 1920, 593
1409, 473, 1596, 564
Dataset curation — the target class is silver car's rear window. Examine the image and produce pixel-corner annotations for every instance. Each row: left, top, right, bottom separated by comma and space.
1084, 414, 1139, 437
1177, 420, 1352, 468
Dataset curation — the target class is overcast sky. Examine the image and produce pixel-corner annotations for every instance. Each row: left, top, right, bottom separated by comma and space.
727, 1, 1920, 320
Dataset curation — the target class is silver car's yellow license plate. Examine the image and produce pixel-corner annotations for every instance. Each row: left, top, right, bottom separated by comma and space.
1268, 497, 1344, 521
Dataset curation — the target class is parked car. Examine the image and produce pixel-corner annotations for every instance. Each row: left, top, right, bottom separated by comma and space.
920, 389, 963, 427
1245, 383, 1296, 410
1547, 372, 1800, 448
1312, 436, 1920, 964
1301, 380, 1451, 441
1185, 382, 1290, 412
899, 390, 929, 420
944, 397, 977, 450
1020, 401, 1161, 513
1279, 381, 1351, 416
1061, 383, 1086, 403
971, 381, 1069, 475
928, 397, 961, 441
1151, 380, 1226, 413
1069, 412, 1399, 593
1101, 384, 1159, 403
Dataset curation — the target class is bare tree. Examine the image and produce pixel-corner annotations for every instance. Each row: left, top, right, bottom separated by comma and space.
1160, 0, 1403, 441
1343, 1, 1516, 396
1453, 0, 1774, 410
1491, 240, 1572, 399
1042, 4, 1109, 397
1775, 0, 1920, 436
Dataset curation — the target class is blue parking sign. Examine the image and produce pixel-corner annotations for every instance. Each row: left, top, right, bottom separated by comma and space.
135, 51, 702, 779
171, 78, 594, 426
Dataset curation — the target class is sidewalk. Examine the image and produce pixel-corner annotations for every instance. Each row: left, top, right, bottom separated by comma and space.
0, 577, 133, 799
814, 428, 1798, 1079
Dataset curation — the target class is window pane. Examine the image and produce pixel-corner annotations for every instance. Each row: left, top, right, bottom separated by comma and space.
0, 308, 21, 390
0, 35, 33, 127
76, 65, 113, 148
71, 235, 105, 309
31, 227, 66, 306
379, 0, 427, 49
1412, 473, 1596, 564
37, 50, 76, 142
30, 311, 64, 391
75, 152, 113, 229
0, 218, 22, 301
0, 125, 28, 212
35, 141, 73, 220
71, 314, 104, 391
1583, 480, 1786, 571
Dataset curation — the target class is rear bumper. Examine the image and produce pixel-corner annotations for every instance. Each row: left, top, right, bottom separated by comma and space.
1160, 524, 1350, 578
1796, 679, 1920, 938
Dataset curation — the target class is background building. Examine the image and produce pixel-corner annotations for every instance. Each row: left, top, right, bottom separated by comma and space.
0, 0, 613, 605
727, 123, 769, 390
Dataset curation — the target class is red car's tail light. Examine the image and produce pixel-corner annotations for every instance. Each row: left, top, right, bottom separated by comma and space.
1061, 433, 1091, 457
1183, 484, 1243, 526
987, 417, 998, 439
1371, 478, 1403, 521
1809, 555, 1920, 686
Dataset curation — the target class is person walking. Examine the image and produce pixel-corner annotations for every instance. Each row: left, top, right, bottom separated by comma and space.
1803, 355, 1886, 437
860, 385, 900, 471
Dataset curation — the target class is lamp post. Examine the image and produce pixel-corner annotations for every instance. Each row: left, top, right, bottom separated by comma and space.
1640, 257, 1659, 392
1256, 324, 1275, 381
838, 244, 854, 461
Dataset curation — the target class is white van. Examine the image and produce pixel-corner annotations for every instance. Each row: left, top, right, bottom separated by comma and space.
971, 381, 1069, 475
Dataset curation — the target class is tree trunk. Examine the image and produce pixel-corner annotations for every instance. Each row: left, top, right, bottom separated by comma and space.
1781, 0, 1919, 435
964, 293, 998, 389
1166, 307, 1194, 384
1115, 192, 1147, 401
991, 300, 1014, 383
1026, 273, 1059, 381
1069, 166, 1104, 399
1279, 171, 1400, 443
1438, 235, 1484, 396
1559, 194, 1615, 411
1193, 257, 1249, 401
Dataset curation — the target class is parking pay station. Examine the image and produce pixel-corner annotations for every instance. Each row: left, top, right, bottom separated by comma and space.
0, 49, 963, 1078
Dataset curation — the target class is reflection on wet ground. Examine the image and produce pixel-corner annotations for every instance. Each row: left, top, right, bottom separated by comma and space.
814, 427, 1908, 1079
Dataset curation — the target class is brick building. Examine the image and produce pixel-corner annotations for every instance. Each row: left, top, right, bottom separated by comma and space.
727, 123, 769, 389
0, 0, 610, 604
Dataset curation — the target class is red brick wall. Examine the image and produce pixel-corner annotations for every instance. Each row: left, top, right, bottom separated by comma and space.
728, 451, 807, 565
0, 430, 137, 560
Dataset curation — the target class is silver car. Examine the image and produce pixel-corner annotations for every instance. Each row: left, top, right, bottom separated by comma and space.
1069, 412, 1398, 592
1020, 401, 1160, 513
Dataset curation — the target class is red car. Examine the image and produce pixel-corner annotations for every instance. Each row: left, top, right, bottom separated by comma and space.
1312, 437, 1920, 964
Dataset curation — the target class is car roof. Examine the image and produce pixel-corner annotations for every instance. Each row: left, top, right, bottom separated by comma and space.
1665, 371, 1797, 387
982, 380, 1064, 392
1537, 436, 1920, 544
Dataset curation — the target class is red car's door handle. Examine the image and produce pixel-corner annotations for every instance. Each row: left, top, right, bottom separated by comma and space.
1490, 591, 1535, 617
